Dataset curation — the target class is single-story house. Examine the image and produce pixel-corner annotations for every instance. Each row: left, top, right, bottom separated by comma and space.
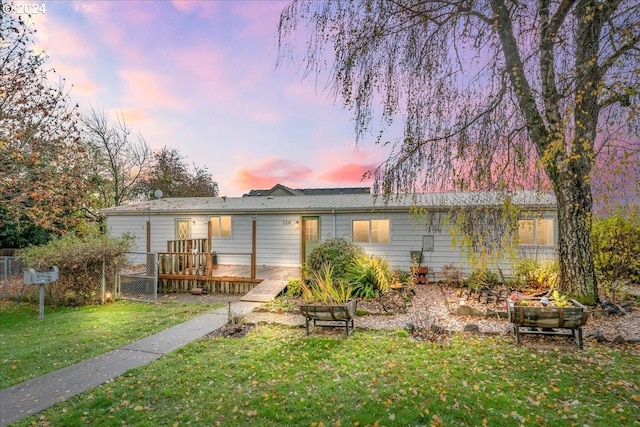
101, 184, 557, 277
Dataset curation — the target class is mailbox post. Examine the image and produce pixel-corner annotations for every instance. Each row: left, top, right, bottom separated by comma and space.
23, 267, 59, 319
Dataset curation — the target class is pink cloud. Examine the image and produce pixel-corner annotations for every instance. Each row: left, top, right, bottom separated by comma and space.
249, 108, 283, 123
28, 12, 104, 100
68, 2, 126, 48
120, 69, 188, 111
170, 46, 235, 104
231, 157, 379, 195
71, 2, 105, 16
171, 0, 221, 19
70, 2, 161, 59
233, 158, 313, 190
233, 2, 288, 37
116, 108, 149, 126
319, 162, 377, 184
53, 65, 101, 98
233, 171, 279, 191
31, 15, 88, 57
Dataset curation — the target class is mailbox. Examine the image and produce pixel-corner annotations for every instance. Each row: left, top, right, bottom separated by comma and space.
23, 266, 59, 320
23, 267, 59, 285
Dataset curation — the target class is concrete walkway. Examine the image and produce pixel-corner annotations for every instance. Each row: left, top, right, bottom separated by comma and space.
0, 301, 262, 427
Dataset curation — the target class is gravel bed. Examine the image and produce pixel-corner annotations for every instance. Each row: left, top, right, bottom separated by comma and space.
245, 284, 640, 345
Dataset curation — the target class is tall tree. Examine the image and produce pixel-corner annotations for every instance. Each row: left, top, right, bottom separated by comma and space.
278, 0, 640, 304
0, 10, 89, 242
137, 146, 218, 199
82, 106, 152, 211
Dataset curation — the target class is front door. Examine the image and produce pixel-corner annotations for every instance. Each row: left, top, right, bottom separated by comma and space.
301, 216, 320, 264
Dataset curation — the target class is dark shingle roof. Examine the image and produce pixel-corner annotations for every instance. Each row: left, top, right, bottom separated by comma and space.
243, 183, 370, 197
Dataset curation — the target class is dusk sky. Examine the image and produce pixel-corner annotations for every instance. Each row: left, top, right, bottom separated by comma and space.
22, 0, 392, 196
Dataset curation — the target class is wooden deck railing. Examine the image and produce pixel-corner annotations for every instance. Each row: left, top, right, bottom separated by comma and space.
166, 238, 209, 254
158, 252, 211, 276
156, 238, 258, 294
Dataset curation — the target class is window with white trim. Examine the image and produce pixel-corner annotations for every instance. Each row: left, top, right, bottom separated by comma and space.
209, 216, 232, 237
518, 218, 554, 246
352, 219, 390, 243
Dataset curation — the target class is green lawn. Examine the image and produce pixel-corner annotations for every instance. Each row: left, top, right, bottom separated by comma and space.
0, 299, 222, 389
11, 325, 640, 427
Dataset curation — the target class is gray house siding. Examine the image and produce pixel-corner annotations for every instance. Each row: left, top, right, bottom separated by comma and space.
255, 214, 301, 267
327, 212, 466, 273
103, 191, 558, 278
107, 210, 557, 276
212, 214, 252, 265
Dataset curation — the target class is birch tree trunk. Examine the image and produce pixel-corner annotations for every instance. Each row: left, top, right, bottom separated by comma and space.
554, 169, 598, 304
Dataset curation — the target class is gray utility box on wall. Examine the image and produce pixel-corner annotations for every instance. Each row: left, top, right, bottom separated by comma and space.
23, 266, 59, 319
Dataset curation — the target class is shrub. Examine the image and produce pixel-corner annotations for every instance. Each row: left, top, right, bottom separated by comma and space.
301, 263, 352, 304
285, 278, 304, 297
465, 269, 501, 290
17, 232, 133, 306
513, 258, 558, 289
391, 269, 414, 287
514, 258, 540, 285
592, 209, 640, 284
345, 254, 393, 299
441, 264, 463, 286
536, 260, 559, 288
305, 238, 364, 281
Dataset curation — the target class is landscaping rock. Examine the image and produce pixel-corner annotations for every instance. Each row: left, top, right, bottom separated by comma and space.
599, 300, 626, 316
456, 305, 485, 317
621, 302, 634, 313
612, 335, 627, 344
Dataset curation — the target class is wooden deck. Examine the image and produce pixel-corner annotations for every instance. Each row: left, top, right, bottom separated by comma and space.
211, 265, 301, 281
151, 238, 301, 298
157, 264, 300, 299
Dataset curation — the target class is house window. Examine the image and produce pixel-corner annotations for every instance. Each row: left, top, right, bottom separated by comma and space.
518, 218, 554, 246
304, 219, 318, 241
352, 219, 390, 243
210, 216, 232, 237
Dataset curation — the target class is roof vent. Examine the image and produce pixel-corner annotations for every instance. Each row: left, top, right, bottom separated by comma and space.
222, 196, 227, 202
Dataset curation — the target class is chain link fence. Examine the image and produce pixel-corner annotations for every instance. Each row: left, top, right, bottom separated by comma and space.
1, 256, 26, 299
117, 252, 158, 302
